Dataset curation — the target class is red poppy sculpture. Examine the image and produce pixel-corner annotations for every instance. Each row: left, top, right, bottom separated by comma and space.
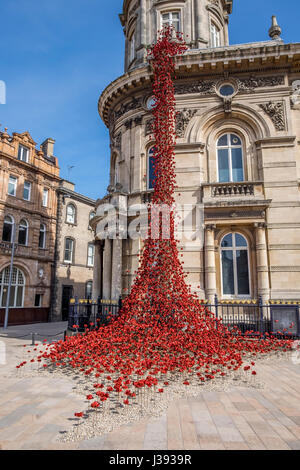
19, 28, 293, 414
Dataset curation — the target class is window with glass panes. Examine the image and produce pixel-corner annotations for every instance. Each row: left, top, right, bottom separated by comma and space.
64, 238, 74, 263
2, 215, 14, 242
18, 145, 29, 163
39, 224, 46, 249
8, 176, 17, 196
23, 181, 31, 201
87, 244, 95, 267
148, 147, 156, 190
162, 12, 180, 32
66, 204, 76, 224
210, 22, 220, 47
221, 233, 250, 297
18, 219, 28, 246
42, 188, 48, 207
0, 267, 25, 307
129, 33, 135, 62
217, 134, 244, 182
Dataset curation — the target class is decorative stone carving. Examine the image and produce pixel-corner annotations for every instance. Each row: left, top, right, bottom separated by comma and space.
259, 102, 286, 131
237, 76, 284, 91
111, 133, 121, 150
291, 80, 300, 109
176, 109, 198, 138
109, 97, 142, 123
175, 81, 217, 96
145, 118, 154, 136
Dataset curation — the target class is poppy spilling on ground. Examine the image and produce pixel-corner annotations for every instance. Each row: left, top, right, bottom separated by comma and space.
18, 28, 293, 415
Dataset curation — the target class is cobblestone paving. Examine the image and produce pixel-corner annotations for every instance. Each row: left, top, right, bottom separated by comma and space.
0, 330, 300, 450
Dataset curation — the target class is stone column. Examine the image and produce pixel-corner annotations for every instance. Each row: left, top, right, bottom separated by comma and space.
111, 238, 122, 300
255, 223, 270, 304
92, 240, 102, 299
205, 225, 217, 302
102, 239, 112, 300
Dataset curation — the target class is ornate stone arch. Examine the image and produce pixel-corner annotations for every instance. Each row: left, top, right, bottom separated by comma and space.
187, 103, 270, 183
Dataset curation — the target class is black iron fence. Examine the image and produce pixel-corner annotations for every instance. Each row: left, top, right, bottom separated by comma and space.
68, 295, 300, 338
206, 295, 300, 339
68, 297, 122, 332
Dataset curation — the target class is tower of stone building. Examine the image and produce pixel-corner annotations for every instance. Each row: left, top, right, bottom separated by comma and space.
91, 0, 300, 306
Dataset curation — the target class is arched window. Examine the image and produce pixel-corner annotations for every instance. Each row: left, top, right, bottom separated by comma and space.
39, 224, 46, 249
2, 215, 14, 242
217, 133, 244, 183
221, 233, 250, 297
66, 204, 76, 224
18, 219, 28, 246
0, 266, 25, 307
148, 147, 156, 190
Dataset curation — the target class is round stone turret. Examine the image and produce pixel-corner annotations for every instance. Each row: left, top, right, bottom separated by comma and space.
120, 0, 233, 72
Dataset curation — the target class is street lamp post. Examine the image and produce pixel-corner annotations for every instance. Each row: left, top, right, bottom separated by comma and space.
3, 222, 17, 329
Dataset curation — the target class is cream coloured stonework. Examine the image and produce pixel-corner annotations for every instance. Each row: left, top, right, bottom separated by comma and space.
91, 0, 300, 302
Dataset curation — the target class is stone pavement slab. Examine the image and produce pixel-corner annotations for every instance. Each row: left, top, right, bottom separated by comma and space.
1, 332, 300, 450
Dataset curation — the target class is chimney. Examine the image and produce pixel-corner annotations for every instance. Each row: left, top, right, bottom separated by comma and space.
41, 138, 55, 157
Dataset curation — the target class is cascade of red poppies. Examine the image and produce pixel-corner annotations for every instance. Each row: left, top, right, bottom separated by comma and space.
119, 27, 201, 326
18, 28, 294, 414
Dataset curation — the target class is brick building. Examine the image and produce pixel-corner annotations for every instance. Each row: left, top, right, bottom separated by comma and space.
0, 129, 60, 324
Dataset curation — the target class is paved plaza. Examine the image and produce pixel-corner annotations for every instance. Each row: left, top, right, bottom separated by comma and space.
0, 323, 300, 450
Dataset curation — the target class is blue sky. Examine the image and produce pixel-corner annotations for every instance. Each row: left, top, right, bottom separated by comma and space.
0, 0, 299, 200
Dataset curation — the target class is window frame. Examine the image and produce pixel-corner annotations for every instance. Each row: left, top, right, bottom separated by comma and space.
87, 243, 95, 267
42, 188, 49, 207
18, 219, 29, 246
216, 133, 245, 183
161, 11, 181, 33
18, 145, 29, 163
23, 180, 31, 201
2, 215, 14, 243
66, 203, 76, 225
147, 146, 156, 190
210, 21, 221, 48
129, 31, 135, 64
0, 266, 25, 308
64, 237, 74, 264
220, 232, 251, 299
8, 175, 17, 197
39, 223, 46, 249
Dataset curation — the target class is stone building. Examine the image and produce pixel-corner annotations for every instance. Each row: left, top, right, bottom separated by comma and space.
91, 0, 300, 305
50, 180, 96, 321
0, 129, 60, 325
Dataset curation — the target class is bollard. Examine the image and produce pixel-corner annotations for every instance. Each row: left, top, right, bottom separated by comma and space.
31, 332, 35, 346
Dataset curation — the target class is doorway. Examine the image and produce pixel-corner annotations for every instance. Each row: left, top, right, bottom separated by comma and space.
61, 285, 73, 321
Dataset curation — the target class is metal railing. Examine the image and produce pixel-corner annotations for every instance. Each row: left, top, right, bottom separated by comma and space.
206, 295, 300, 339
67, 295, 300, 338
68, 297, 122, 332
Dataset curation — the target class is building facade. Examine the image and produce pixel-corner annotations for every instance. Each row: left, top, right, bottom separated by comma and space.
51, 180, 96, 322
91, 0, 300, 304
0, 130, 60, 325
